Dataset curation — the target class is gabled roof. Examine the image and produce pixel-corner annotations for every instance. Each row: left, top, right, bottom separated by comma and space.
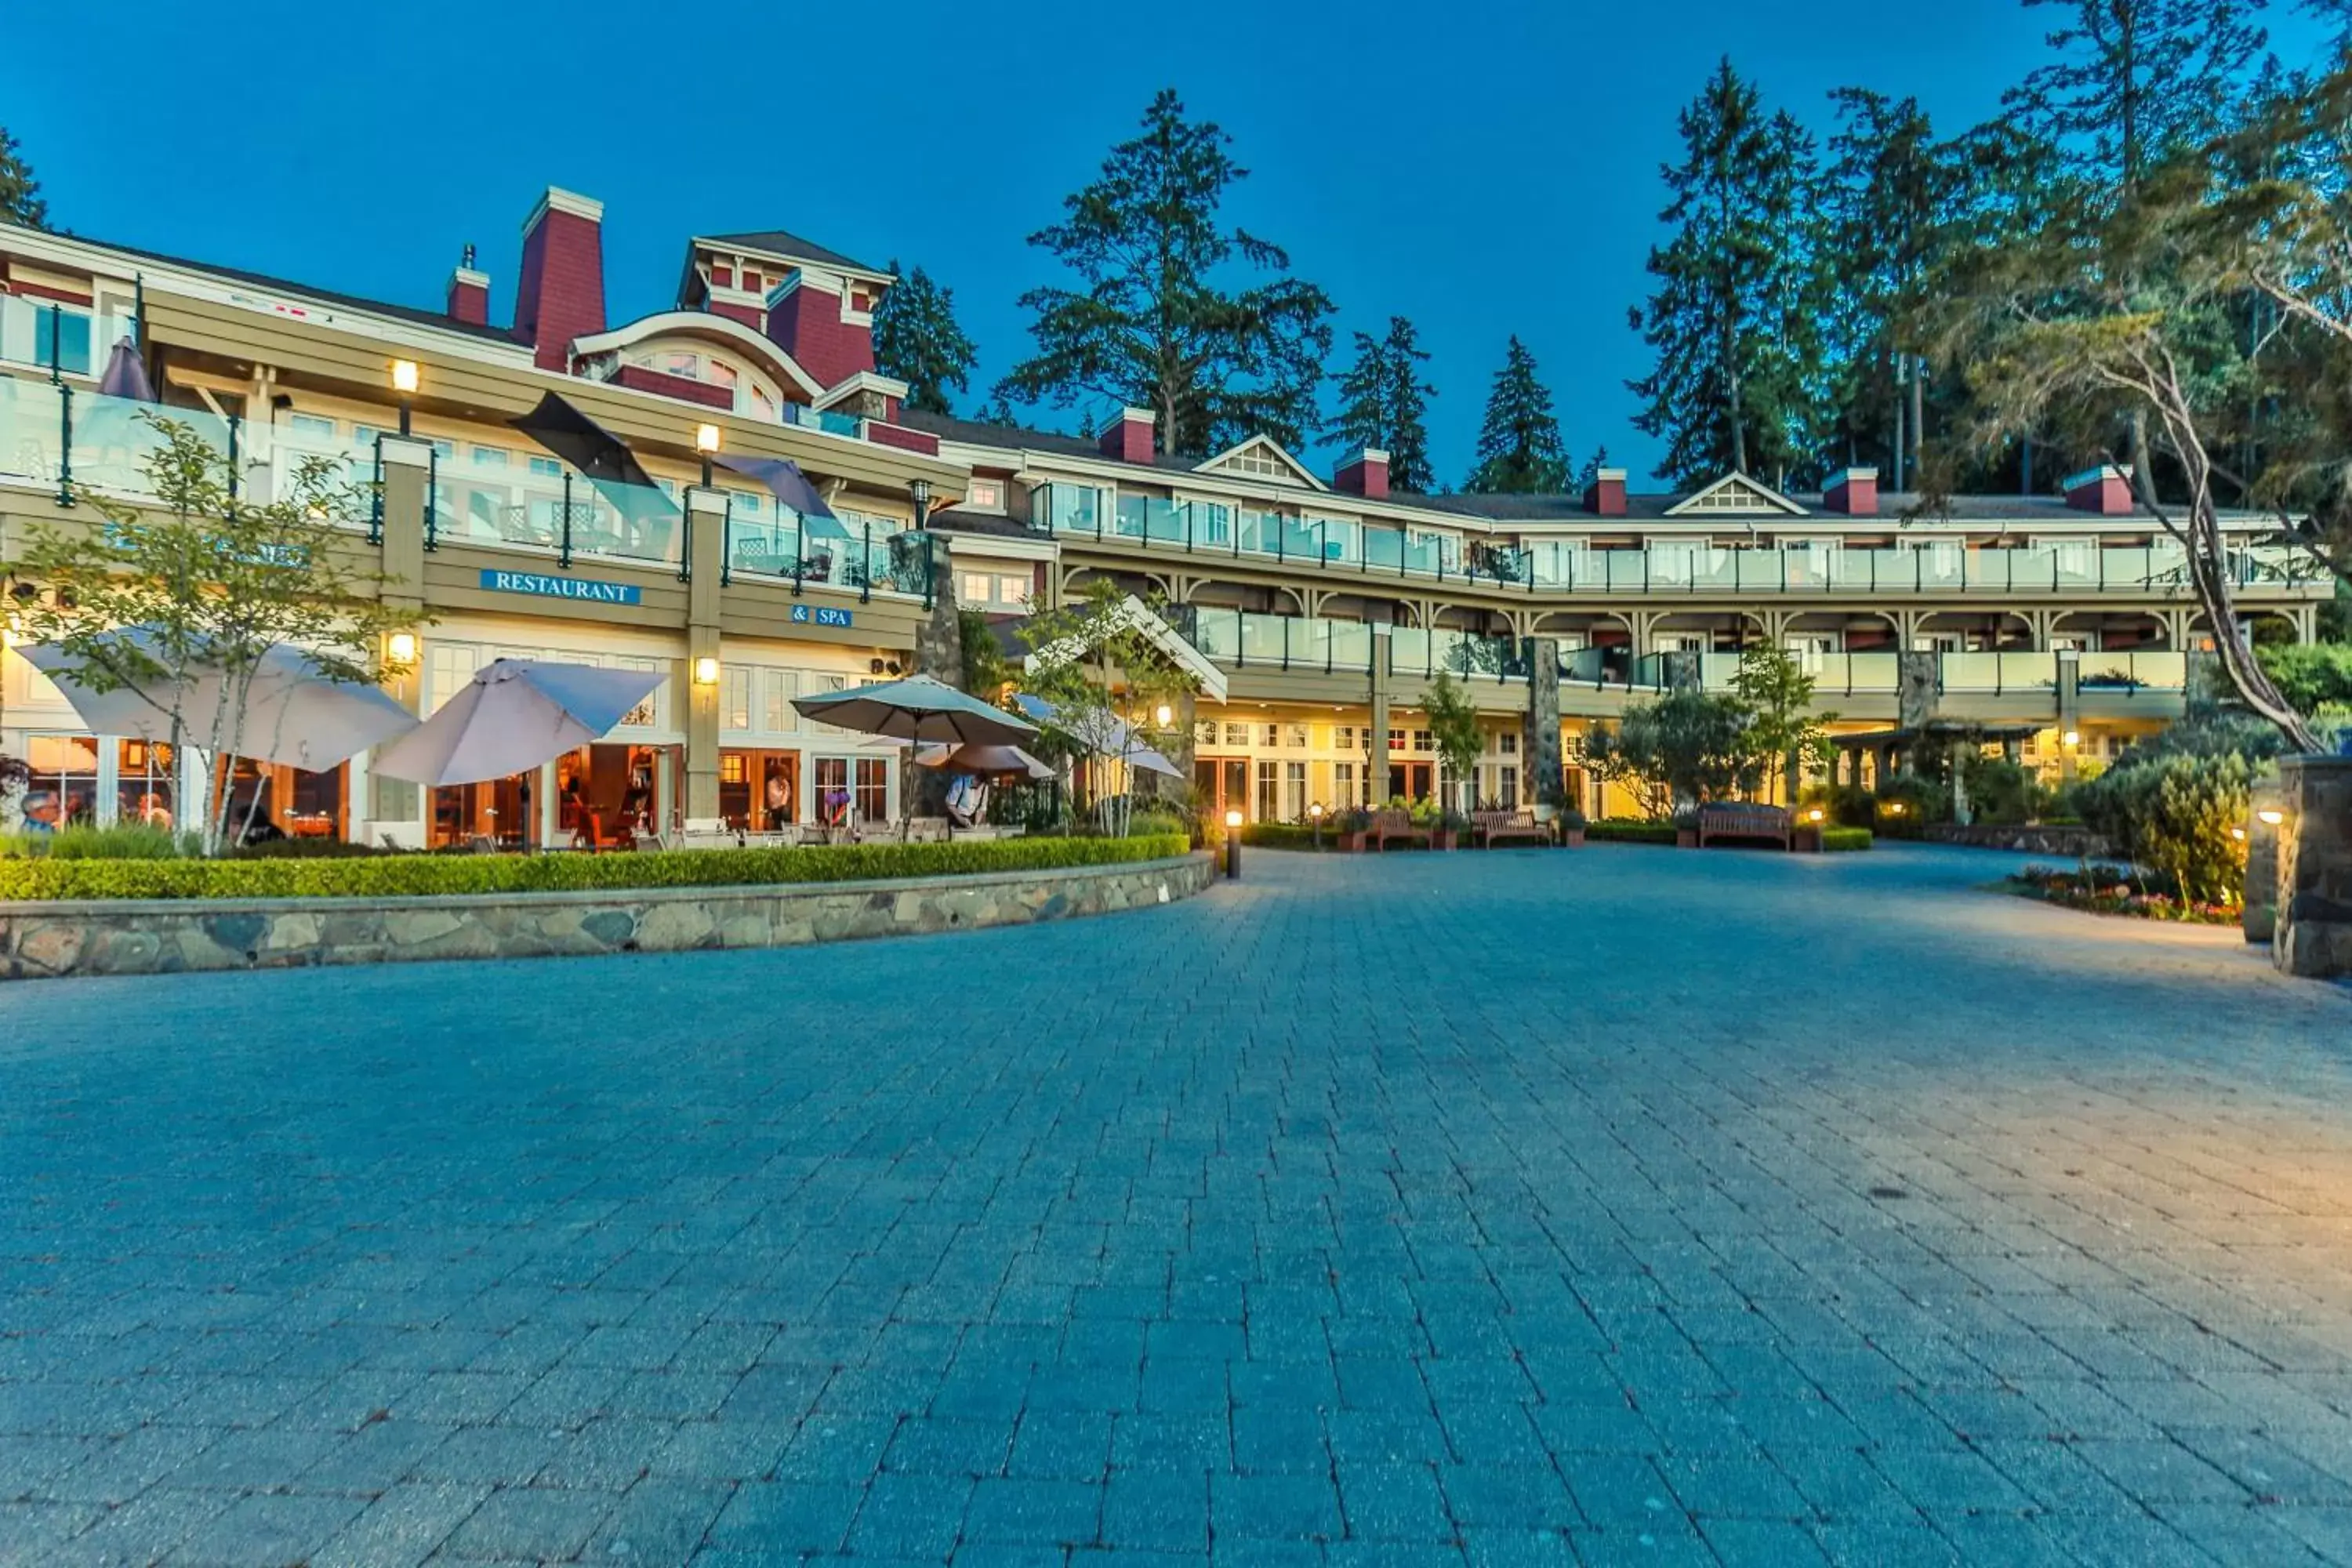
1192, 435, 1325, 490
73, 237, 527, 347
571, 310, 824, 399
1662, 471, 1808, 518
698, 230, 887, 280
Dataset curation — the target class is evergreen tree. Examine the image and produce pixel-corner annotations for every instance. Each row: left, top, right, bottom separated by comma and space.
0, 127, 48, 230
1465, 336, 1569, 493
1573, 446, 1612, 492
872, 260, 977, 416
2004, 0, 2270, 196
1329, 315, 1438, 492
996, 90, 1334, 456
1628, 60, 1827, 489
1820, 89, 1968, 488
975, 393, 1020, 427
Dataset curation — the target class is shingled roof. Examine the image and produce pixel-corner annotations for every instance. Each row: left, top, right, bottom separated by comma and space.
699, 230, 885, 278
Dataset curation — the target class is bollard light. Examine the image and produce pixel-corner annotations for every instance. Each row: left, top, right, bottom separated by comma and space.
2257, 808, 2285, 826
1309, 800, 1325, 850
1224, 808, 1243, 880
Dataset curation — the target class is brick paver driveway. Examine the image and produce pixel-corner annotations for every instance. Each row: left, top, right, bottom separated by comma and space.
5, 844, 2352, 1566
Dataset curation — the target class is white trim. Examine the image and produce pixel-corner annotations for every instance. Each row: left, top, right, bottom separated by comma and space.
815, 370, 909, 411
1193, 434, 1326, 492
524, 187, 604, 232
941, 532, 1058, 563
448, 267, 490, 292
378, 434, 434, 470
572, 310, 824, 399
1022, 593, 1229, 703
696, 237, 895, 291
1663, 472, 1808, 518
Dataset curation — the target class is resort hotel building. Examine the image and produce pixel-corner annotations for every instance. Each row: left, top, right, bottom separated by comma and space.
0, 187, 2336, 840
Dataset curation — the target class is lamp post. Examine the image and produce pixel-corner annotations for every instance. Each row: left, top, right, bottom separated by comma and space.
390, 359, 419, 437
1309, 800, 1324, 850
1225, 808, 1243, 880
695, 423, 721, 488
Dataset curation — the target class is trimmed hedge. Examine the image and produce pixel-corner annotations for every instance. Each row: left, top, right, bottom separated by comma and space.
0, 834, 1192, 904
1240, 823, 1339, 851
1821, 826, 1874, 853
1585, 819, 1679, 845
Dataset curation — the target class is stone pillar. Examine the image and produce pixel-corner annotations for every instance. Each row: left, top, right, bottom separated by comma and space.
1525, 637, 1563, 813
369, 436, 432, 841
2273, 755, 2352, 978
1949, 740, 1974, 825
2245, 779, 2282, 945
907, 550, 964, 817
1369, 625, 1392, 803
2185, 650, 2223, 718
1661, 651, 1701, 692
684, 488, 726, 826
1896, 651, 1939, 732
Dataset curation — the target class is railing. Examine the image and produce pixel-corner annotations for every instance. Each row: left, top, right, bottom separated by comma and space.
434, 460, 684, 571
782, 404, 864, 439
725, 511, 931, 598
1034, 485, 2328, 597
1189, 608, 1528, 680
0, 299, 140, 379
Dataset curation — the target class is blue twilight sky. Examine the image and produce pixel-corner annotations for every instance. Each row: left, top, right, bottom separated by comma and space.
4, 1, 2333, 488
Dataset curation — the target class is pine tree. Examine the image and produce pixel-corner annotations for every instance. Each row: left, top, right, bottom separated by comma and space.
2004, 0, 2270, 196
975, 393, 1020, 427
1628, 59, 1827, 489
1573, 446, 1612, 492
1465, 336, 1569, 493
1329, 316, 1438, 492
1821, 89, 1968, 488
996, 89, 1334, 456
872, 260, 977, 417
0, 128, 49, 230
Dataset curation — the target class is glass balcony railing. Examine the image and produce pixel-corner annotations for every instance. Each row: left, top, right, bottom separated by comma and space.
722, 510, 930, 598
782, 404, 863, 439
1031, 488, 2326, 598
433, 459, 684, 571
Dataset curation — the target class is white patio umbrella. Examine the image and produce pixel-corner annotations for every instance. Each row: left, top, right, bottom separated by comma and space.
23, 633, 419, 771
793, 673, 1038, 748
371, 659, 663, 786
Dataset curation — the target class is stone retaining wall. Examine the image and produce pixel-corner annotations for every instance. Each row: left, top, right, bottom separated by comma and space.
1918, 823, 2110, 858
0, 854, 1217, 982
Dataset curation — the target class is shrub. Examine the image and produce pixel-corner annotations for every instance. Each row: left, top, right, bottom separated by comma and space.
42, 824, 199, 860
0, 833, 1192, 903
1240, 822, 1336, 851
1558, 804, 1588, 831
1821, 826, 1873, 852
2071, 751, 2252, 906
1962, 755, 2045, 826
227, 837, 396, 860
1797, 781, 1878, 829
1869, 775, 1938, 836
2256, 642, 2352, 714
1585, 818, 1679, 845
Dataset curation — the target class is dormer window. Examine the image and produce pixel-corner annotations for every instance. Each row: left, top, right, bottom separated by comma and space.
741, 270, 761, 293
968, 480, 1004, 510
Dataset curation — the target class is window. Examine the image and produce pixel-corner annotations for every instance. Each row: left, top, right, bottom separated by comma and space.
1500, 765, 1519, 811
815, 757, 851, 822
1284, 724, 1308, 749
528, 456, 563, 479
855, 757, 891, 823
1388, 728, 1406, 752
1499, 731, 1518, 756
116, 740, 176, 829
967, 480, 1004, 510
1223, 722, 1250, 747
1334, 725, 1356, 753
471, 445, 510, 467
720, 753, 746, 785
764, 668, 803, 733
1258, 724, 1279, 748
1284, 761, 1307, 821
426, 644, 477, 713
287, 413, 336, 440
1334, 762, 1359, 808
610, 656, 661, 728
1195, 720, 1218, 746
998, 575, 1030, 607
721, 668, 752, 732
1255, 760, 1279, 822
20, 735, 98, 829
1412, 729, 1432, 753
34, 303, 93, 376
962, 573, 993, 605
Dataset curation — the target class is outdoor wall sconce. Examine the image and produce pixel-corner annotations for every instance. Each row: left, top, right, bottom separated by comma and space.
870, 658, 886, 675
1154, 703, 1174, 727
693, 655, 720, 686
385, 630, 419, 668
390, 359, 419, 437
2257, 808, 2286, 826
695, 423, 721, 487
2061, 730, 2080, 747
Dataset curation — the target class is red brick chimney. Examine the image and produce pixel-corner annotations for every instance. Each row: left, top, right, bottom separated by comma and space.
765, 269, 877, 390
512, 188, 605, 372
1334, 447, 1390, 499
1824, 466, 1878, 516
1584, 466, 1627, 517
1097, 407, 1156, 464
2064, 464, 2134, 515
445, 246, 489, 327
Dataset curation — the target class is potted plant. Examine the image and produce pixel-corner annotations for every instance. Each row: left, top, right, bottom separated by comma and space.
1674, 807, 1700, 848
1338, 806, 1372, 852
1433, 808, 1470, 851
1559, 804, 1588, 848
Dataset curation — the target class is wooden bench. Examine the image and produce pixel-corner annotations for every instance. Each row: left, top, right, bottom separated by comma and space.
1470, 809, 1550, 848
1697, 801, 1792, 849
1367, 808, 1432, 851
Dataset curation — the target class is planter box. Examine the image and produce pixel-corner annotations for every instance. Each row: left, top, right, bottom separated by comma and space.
1563, 829, 1586, 848
1792, 826, 1822, 853
1676, 828, 1699, 848
1432, 829, 1459, 851
1339, 832, 1367, 854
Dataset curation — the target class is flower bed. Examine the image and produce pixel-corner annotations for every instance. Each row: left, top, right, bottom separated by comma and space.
2002, 862, 2237, 925
0, 834, 1192, 903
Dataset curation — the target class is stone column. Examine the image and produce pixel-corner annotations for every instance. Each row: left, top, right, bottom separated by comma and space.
2273, 755, 2352, 978
368, 436, 431, 843
684, 488, 725, 826
1949, 740, 1974, 825
1896, 651, 1938, 732
1661, 651, 1701, 692
1369, 625, 1392, 803
2056, 649, 2082, 784
1524, 637, 1563, 814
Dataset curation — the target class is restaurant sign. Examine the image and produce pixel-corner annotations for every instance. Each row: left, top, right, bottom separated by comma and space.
478, 569, 642, 606
791, 604, 855, 627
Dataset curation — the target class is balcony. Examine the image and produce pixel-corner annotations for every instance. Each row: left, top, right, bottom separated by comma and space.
1035, 484, 2325, 601
1189, 608, 1528, 680
724, 510, 932, 597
